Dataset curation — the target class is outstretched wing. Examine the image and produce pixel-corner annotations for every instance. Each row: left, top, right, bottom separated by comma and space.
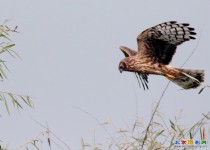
119, 46, 149, 90
137, 21, 196, 64
120, 46, 137, 57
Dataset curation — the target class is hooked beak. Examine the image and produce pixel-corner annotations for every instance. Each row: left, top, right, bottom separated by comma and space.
119, 68, 123, 73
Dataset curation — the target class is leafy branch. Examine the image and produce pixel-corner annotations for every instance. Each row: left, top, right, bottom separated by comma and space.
0, 21, 19, 80
0, 21, 33, 115
0, 91, 33, 115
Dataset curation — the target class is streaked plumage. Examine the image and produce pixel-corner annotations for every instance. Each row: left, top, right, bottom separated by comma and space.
119, 21, 204, 90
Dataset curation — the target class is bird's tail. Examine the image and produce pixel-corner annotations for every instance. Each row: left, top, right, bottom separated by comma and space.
165, 68, 204, 89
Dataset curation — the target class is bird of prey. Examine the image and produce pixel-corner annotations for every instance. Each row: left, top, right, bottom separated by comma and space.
118, 21, 204, 90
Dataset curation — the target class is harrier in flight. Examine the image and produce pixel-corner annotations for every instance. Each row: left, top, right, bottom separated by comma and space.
119, 21, 204, 90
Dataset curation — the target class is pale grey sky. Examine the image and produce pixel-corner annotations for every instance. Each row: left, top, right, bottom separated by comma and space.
1, 0, 210, 149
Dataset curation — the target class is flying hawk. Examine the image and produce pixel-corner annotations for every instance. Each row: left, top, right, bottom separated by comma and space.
119, 21, 204, 90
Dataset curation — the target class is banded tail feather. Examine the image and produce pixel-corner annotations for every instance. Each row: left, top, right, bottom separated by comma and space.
166, 68, 204, 89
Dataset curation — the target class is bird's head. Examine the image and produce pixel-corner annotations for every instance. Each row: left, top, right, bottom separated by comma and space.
118, 57, 134, 73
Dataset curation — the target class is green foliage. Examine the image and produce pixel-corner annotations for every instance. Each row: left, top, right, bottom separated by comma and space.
0, 91, 33, 115
77, 111, 210, 150
0, 21, 33, 115
0, 21, 19, 80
